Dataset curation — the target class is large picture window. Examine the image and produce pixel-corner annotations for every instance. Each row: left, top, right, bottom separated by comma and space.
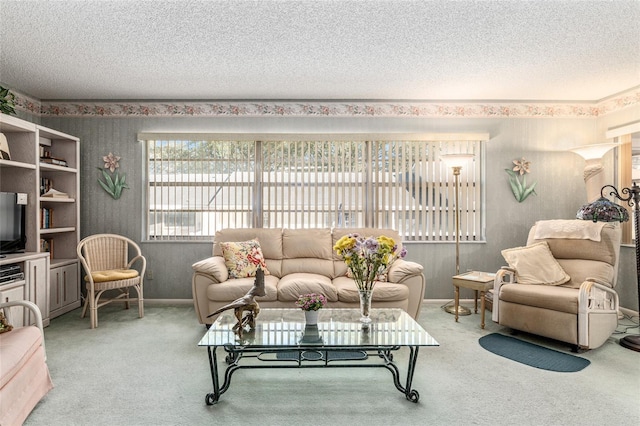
142, 133, 487, 242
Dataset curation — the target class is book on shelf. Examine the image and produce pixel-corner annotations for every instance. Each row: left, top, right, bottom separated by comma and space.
42, 188, 70, 199
40, 177, 53, 195
40, 156, 68, 167
41, 207, 53, 229
40, 238, 54, 258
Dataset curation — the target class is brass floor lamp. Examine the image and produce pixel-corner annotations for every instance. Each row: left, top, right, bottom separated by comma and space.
441, 154, 474, 316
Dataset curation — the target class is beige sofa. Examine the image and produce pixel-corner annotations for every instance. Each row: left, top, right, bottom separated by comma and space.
0, 300, 53, 426
192, 228, 425, 325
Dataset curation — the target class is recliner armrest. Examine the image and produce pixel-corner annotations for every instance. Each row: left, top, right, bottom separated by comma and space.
492, 267, 516, 323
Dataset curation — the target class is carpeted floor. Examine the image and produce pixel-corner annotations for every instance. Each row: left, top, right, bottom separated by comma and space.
24, 301, 640, 426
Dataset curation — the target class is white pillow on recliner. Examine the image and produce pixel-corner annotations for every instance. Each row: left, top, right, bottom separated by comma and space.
501, 241, 570, 286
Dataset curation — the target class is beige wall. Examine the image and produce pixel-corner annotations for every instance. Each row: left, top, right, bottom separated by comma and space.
40, 109, 637, 310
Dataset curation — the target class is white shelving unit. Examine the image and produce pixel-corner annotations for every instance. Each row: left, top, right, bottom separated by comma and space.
0, 113, 81, 322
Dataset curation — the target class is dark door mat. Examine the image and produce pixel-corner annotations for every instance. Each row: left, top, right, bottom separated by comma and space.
479, 333, 590, 372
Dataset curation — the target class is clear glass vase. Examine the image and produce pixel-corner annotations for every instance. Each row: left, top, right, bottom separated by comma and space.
358, 289, 373, 324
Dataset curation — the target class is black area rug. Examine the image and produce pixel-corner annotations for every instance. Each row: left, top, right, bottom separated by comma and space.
479, 333, 590, 372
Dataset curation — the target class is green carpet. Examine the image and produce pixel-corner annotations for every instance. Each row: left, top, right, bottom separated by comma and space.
479, 333, 590, 372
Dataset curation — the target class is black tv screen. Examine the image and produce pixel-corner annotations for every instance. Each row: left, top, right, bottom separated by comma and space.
0, 192, 27, 254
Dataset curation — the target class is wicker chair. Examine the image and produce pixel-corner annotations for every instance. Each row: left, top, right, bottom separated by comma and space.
77, 234, 146, 329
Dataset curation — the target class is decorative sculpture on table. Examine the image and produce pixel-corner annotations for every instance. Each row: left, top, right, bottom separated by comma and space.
207, 267, 266, 337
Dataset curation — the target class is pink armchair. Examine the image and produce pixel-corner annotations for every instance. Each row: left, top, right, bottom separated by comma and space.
0, 300, 53, 425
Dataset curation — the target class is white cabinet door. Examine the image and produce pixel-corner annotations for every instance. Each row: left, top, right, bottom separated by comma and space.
25, 256, 49, 325
50, 262, 79, 317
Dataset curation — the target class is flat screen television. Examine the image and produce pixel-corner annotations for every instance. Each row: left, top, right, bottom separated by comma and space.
0, 192, 27, 255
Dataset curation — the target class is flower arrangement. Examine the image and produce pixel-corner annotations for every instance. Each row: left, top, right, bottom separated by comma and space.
295, 293, 327, 311
333, 234, 407, 292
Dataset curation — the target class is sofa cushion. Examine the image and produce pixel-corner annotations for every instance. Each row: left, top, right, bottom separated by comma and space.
283, 228, 333, 259
206, 275, 278, 302
501, 241, 570, 286
220, 239, 270, 278
0, 326, 43, 388
557, 258, 615, 289
527, 222, 620, 266
277, 273, 338, 302
333, 276, 409, 302
499, 283, 579, 314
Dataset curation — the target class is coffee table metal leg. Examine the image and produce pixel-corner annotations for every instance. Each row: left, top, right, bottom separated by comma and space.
382, 346, 420, 403
205, 346, 220, 405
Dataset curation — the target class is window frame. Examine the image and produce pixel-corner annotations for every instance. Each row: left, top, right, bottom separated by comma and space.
141, 132, 489, 242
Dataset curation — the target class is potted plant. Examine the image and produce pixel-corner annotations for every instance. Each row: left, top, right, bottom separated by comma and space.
295, 293, 327, 325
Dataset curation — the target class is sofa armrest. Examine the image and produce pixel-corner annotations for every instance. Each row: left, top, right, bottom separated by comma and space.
387, 259, 425, 319
0, 300, 46, 358
192, 256, 228, 282
387, 259, 423, 282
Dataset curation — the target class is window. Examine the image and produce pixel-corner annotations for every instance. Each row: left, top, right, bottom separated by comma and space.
142, 133, 487, 242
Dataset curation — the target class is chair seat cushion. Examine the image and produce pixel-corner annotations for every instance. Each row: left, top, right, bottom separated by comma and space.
87, 268, 139, 283
499, 283, 578, 314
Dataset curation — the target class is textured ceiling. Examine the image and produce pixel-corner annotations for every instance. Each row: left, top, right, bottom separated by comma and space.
0, 0, 639, 102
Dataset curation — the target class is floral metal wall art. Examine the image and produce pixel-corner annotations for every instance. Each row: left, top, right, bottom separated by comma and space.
98, 152, 129, 199
505, 157, 537, 202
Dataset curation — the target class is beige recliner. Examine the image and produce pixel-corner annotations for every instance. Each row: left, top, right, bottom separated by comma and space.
492, 220, 621, 351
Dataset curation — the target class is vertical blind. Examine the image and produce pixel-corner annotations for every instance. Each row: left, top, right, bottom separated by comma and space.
143, 134, 486, 241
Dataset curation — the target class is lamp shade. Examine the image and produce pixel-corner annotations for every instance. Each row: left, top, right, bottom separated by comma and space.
576, 197, 629, 222
569, 143, 618, 161
441, 154, 474, 169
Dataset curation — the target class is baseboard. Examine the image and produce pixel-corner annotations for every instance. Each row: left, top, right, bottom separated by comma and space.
145, 299, 194, 306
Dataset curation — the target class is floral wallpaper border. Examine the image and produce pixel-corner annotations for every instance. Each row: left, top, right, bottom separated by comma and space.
11, 89, 640, 119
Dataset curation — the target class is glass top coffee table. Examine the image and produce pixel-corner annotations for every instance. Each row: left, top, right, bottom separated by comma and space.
198, 308, 439, 405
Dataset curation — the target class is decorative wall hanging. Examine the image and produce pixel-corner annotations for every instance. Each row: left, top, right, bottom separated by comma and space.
505, 157, 537, 202
97, 152, 129, 199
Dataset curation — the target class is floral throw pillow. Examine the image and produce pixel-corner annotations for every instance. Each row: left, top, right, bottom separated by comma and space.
220, 239, 270, 279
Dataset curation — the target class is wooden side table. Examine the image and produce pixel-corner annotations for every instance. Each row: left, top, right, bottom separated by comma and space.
452, 271, 496, 329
